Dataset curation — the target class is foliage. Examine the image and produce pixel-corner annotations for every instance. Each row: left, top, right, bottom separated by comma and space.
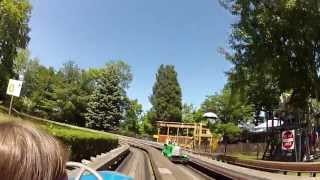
221, 0, 320, 111
85, 61, 132, 131
122, 99, 143, 134
13, 58, 133, 130
182, 103, 196, 123
200, 85, 253, 124
0, 109, 118, 161
150, 64, 182, 123
14, 49, 30, 75
212, 122, 241, 139
40, 61, 91, 126
44, 124, 118, 161
0, 0, 31, 100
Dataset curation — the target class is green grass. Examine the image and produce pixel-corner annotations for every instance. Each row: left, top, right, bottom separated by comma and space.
0, 111, 115, 140
229, 153, 262, 160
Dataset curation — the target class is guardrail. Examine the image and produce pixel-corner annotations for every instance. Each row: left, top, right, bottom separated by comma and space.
216, 155, 320, 177
186, 154, 312, 180
68, 145, 130, 177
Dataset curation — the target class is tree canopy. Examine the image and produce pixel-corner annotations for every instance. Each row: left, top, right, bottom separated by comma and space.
85, 61, 132, 131
221, 0, 320, 111
122, 99, 143, 134
0, 0, 31, 100
150, 64, 182, 122
200, 85, 253, 124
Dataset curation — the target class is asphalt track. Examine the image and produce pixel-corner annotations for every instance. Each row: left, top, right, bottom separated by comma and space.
117, 147, 154, 180
176, 164, 214, 180
117, 147, 213, 180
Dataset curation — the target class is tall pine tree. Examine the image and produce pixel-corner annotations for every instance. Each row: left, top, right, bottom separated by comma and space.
85, 61, 131, 131
150, 64, 182, 122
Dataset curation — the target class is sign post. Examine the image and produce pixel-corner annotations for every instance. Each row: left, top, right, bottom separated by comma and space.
6, 79, 23, 119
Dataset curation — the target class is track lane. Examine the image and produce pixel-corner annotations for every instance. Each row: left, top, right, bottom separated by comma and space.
117, 147, 154, 180
176, 164, 214, 180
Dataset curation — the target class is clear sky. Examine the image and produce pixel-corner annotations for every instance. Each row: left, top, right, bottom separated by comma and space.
28, 0, 235, 110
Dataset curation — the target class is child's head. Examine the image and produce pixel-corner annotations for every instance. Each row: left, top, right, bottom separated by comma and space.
0, 121, 69, 180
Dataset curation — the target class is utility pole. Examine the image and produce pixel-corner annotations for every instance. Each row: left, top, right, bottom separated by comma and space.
8, 96, 14, 120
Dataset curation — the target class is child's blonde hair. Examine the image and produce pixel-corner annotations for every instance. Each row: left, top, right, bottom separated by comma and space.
0, 121, 69, 180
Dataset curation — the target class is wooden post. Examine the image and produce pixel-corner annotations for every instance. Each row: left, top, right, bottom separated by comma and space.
167, 126, 170, 142
8, 96, 14, 120
175, 127, 179, 144
210, 137, 212, 153
157, 128, 160, 142
186, 128, 189, 147
199, 123, 202, 149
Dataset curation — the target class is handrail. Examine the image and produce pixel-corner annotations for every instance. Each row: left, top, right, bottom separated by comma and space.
67, 162, 103, 180
216, 154, 320, 176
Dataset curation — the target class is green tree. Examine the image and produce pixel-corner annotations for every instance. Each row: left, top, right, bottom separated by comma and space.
201, 85, 253, 124
0, 0, 31, 100
139, 111, 155, 135
213, 122, 241, 139
85, 61, 132, 131
150, 64, 182, 123
182, 103, 196, 123
220, 0, 320, 112
14, 49, 30, 75
124, 99, 143, 134
40, 61, 90, 126
212, 122, 242, 153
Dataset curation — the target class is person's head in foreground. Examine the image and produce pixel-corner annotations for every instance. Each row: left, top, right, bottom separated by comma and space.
0, 121, 69, 180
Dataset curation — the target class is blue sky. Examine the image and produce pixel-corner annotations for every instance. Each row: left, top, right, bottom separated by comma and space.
28, 0, 235, 110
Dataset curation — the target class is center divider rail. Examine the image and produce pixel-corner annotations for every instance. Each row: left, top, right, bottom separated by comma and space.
68, 145, 130, 177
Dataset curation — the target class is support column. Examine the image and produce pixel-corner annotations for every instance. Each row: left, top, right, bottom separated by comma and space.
167, 127, 170, 142
176, 127, 179, 144
199, 123, 202, 148
157, 128, 160, 142
210, 137, 212, 153
8, 96, 14, 120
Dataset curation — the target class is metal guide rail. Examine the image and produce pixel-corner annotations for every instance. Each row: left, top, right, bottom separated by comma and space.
215, 154, 320, 177
186, 153, 313, 180
68, 145, 130, 177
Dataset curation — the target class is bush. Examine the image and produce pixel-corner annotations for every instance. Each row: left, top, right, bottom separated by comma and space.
42, 124, 119, 161
57, 134, 118, 161
0, 106, 119, 161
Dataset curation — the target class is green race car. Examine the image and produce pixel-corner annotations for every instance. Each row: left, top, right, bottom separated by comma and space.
162, 143, 189, 163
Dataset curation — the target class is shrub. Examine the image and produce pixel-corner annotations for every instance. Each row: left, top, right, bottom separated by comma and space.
0, 106, 119, 161
42, 124, 119, 161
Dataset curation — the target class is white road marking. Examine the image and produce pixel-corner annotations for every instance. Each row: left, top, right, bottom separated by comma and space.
158, 168, 173, 174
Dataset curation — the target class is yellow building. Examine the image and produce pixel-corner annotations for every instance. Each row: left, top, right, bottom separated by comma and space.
154, 121, 217, 152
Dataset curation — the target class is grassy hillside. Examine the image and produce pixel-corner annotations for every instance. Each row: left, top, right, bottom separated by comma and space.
0, 108, 118, 161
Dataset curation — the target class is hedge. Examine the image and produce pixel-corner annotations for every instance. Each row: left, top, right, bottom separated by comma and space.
40, 123, 119, 161
0, 106, 119, 161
